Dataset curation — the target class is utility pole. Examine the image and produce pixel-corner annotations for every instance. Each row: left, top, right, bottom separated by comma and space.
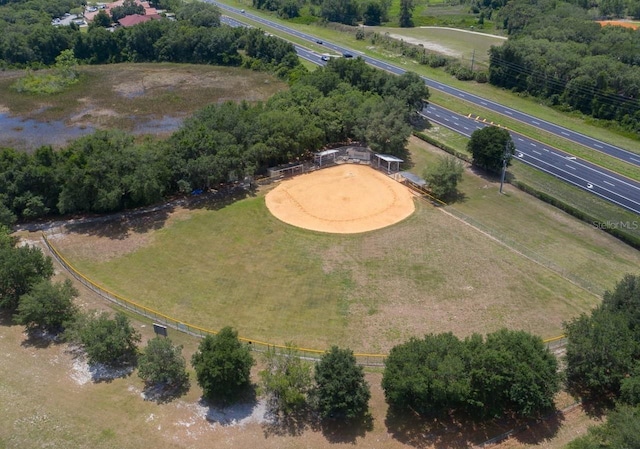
499, 154, 507, 194
499, 141, 510, 194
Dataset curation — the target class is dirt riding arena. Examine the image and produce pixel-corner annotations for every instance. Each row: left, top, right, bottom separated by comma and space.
265, 164, 416, 233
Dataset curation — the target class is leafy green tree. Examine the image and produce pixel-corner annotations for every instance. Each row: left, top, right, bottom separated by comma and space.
138, 337, 190, 391
313, 346, 370, 420
565, 308, 639, 399
620, 375, 640, 406
382, 333, 471, 417
176, 2, 221, 27
15, 279, 78, 334
111, 0, 145, 21
398, 0, 415, 27
73, 311, 141, 367
91, 10, 112, 28
469, 329, 560, 419
566, 404, 640, 449
467, 126, 515, 174
601, 274, 640, 329
260, 344, 312, 414
0, 227, 54, 312
363, 1, 383, 25
0, 202, 16, 227
191, 327, 254, 404
424, 155, 465, 200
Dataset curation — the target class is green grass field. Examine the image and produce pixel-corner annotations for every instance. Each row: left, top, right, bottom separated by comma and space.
365, 25, 505, 64
53, 139, 640, 356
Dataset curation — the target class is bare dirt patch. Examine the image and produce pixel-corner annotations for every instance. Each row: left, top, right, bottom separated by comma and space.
265, 165, 416, 234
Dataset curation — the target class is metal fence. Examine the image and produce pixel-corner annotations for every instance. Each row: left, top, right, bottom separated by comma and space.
41, 233, 388, 366
41, 174, 569, 367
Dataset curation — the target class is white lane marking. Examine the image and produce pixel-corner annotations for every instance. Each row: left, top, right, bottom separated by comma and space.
480, 101, 487, 105
543, 148, 549, 152
459, 93, 466, 97
561, 131, 570, 136
532, 120, 540, 125
566, 164, 576, 170
631, 157, 640, 163
463, 126, 469, 130
594, 143, 603, 148
604, 180, 615, 187
504, 110, 513, 115
530, 143, 536, 147
517, 137, 524, 141
532, 150, 541, 155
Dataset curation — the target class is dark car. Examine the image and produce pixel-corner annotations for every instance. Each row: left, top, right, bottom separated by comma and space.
316, 39, 323, 44
342, 52, 353, 58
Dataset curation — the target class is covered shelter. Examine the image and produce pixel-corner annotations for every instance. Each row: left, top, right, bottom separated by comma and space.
374, 154, 403, 173
314, 149, 340, 167
267, 162, 304, 178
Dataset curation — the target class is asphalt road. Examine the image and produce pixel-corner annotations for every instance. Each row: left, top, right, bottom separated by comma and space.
424, 104, 640, 215
212, 1, 639, 167
219, 9, 640, 215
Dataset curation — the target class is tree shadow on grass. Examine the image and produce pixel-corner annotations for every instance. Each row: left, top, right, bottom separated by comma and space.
20, 328, 63, 349
185, 185, 256, 212
143, 381, 190, 404
0, 309, 14, 326
319, 413, 374, 444
201, 385, 260, 426
64, 205, 173, 240
385, 407, 564, 449
513, 409, 566, 445
262, 403, 319, 437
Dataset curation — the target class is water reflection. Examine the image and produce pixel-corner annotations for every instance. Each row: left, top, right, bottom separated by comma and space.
0, 113, 185, 151
0, 113, 95, 151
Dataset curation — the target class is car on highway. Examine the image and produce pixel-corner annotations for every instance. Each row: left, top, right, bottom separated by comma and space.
240, 9, 245, 13
316, 39, 323, 44
342, 52, 353, 58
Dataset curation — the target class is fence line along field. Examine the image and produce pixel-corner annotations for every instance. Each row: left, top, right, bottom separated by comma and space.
48, 161, 606, 355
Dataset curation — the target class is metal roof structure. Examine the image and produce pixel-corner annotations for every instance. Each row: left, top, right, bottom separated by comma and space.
398, 171, 427, 187
374, 154, 403, 173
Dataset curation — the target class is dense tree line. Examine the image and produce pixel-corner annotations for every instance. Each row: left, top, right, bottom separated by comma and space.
251, 0, 392, 25
0, 0, 294, 69
489, 0, 640, 133
564, 274, 640, 403
382, 329, 560, 420
0, 59, 428, 221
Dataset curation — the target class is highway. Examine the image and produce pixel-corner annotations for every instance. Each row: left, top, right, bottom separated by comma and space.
211, 1, 640, 168
220, 10, 640, 215
425, 104, 640, 214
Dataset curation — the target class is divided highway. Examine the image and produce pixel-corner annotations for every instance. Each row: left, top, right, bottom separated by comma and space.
218, 7, 640, 215
425, 104, 640, 214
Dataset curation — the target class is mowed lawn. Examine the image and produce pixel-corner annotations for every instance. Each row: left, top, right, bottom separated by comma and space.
52, 143, 640, 354
365, 25, 505, 63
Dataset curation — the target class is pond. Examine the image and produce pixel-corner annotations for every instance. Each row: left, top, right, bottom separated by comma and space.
0, 113, 185, 152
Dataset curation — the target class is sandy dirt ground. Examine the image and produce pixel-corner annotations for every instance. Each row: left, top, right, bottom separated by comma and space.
265, 164, 416, 234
